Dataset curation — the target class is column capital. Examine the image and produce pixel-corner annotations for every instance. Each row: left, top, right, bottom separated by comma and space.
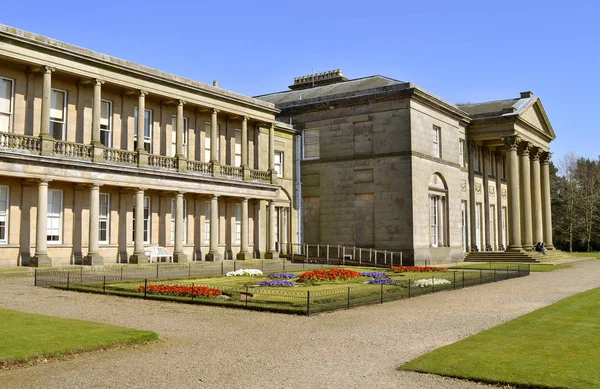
138, 90, 149, 97
135, 188, 146, 194
269, 122, 276, 129
502, 135, 520, 151
38, 178, 50, 185
211, 194, 219, 200
178, 99, 186, 106
176, 191, 186, 196
44, 66, 55, 74
242, 116, 249, 123
530, 147, 542, 161
519, 141, 532, 156
540, 151, 552, 164
94, 79, 105, 86
212, 108, 220, 114
241, 197, 249, 203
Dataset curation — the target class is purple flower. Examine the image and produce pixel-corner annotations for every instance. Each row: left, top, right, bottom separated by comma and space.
258, 280, 295, 287
367, 278, 398, 284
360, 272, 387, 278
267, 273, 297, 279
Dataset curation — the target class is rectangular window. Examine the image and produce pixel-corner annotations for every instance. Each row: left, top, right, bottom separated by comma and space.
0, 186, 8, 243
459, 139, 465, 168
0, 77, 14, 133
461, 200, 467, 252
489, 204, 496, 250
303, 128, 319, 159
430, 195, 439, 247
132, 196, 150, 244
274, 151, 283, 178
235, 203, 241, 243
501, 206, 507, 249
473, 146, 480, 173
133, 107, 152, 153
500, 156, 505, 179
433, 125, 441, 158
171, 116, 188, 157
204, 122, 220, 162
170, 198, 187, 244
234, 129, 242, 167
50, 89, 66, 140
100, 100, 112, 147
488, 149, 494, 176
204, 201, 210, 244
99, 193, 109, 244
475, 202, 482, 251
47, 189, 63, 243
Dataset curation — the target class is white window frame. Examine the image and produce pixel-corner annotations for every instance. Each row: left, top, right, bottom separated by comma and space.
489, 204, 496, 250
134, 107, 152, 153
459, 139, 465, 168
98, 193, 110, 244
430, 195, 439, 247
50, 88, 67, 140
171, 115, 188, 158
433, 125, 441, 158
0, 186, 9, 244
47, 189, 63, 244
303, 128, 319, 160
204, 122, 220, 163
501, 206, 507, 249
132, 196, 150, 244
234, 129, 242, 167
475, 202, 482, 251
461, 200, 467, 252
100, 100, 112, 148
204, 201, 210, 244
170, 198, 187, 244
473, 146, 480, 173
274, 151, 283, 178
235, 203, 241, 244
0, 77, 15, 133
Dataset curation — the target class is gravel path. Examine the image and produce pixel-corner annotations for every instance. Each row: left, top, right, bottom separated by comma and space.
0, 261, 599, 389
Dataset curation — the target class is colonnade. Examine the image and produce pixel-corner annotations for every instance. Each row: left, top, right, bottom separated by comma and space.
30, 182, 280, 266
468, 136, 553, 253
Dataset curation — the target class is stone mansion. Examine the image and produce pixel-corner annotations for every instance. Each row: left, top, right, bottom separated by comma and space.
0, 25, 555, 266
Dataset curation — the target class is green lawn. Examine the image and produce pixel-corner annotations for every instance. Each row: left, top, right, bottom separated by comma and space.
399, 288, 600, 389
568, 252, 600, 259
453, 263, 570, 272
0, 309, 157, 366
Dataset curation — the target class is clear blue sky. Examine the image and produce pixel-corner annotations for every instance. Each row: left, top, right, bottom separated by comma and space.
3, 0, 598, 166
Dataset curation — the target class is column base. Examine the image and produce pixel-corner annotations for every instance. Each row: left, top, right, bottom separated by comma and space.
470, 245, 479, 252
506, 245, 523, 252
173, 252, 187, 263
205, 252, 222, 262
545, 245, 555, 250
129, 253, 149, 264
194, 250, 203, 261
498, 244, 505, 251
265, 250, 279, 259
83, 253, 104, 266
30, 254, 52, 267
485, 244, 493, 251
236, 251, 252, 261
522, 243, 534, 251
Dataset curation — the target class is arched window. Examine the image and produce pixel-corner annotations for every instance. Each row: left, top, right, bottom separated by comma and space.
429, 173, 448, 247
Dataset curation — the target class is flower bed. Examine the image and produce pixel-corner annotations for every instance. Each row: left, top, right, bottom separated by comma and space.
267, 273, 297, 279
297, 268, 361, 283
367, 278, 398, 284
392, 266, 448, 272
226, 269, 264, 277
258, 280, 295, 287
360, 271, 387, 277
413, 278, 451, 288
137, 284, 222, 298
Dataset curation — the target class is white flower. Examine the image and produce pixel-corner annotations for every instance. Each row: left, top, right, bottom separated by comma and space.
413, 278, 451, 288
225, 269, 264, 277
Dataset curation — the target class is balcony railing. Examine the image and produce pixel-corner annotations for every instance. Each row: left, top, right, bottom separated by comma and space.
0, 133, 274, 184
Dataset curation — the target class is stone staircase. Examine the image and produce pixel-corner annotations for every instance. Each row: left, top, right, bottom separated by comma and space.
464, 249, 572, 263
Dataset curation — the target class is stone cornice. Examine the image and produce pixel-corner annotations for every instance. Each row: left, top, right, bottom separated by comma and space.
300, 150, 463, 170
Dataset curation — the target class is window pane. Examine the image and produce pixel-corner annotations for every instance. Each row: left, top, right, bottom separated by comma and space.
0, 78, 13, 114
50, 90, 65, 120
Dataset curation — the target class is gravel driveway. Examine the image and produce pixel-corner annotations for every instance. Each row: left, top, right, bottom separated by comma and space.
0, 260, 598, 389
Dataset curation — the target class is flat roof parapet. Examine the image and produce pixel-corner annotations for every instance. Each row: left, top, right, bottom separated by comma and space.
289, 69, 348, 90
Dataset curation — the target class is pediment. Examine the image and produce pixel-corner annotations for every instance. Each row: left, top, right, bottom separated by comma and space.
518, 99, 556, 141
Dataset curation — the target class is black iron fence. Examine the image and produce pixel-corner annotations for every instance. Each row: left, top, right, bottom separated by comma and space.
34, 263, 530, 315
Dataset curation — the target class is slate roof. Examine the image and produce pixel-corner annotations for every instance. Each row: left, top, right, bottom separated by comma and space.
457, 96, 536, 119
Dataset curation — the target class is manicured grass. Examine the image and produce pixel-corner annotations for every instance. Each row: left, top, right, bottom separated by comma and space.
453, 263, 570, 272
399, 288, 600, 389
0, 309, 158, 366
568, 252, 600, 259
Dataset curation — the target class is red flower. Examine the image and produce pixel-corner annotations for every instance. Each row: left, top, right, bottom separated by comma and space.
138, 284, 222, 298
297, 268, 361, 283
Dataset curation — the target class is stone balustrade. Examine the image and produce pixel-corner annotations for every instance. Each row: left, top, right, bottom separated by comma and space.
186, 160, 212, 176
220, 165, 243, 179
103, 148, 138, 165
0, 133, 41, 153
53, 140, 93, 160
148, 154, 177, 170
249, 169, 271, 183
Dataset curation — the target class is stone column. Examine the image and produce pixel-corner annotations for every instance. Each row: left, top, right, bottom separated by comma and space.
530, 148, 543, 245
92, 79, 104, 146
495, 150, 504, 250
519, 142, 533, 251
136, 90, 147, 152
241, 117, 249, 168
205, 195, 222, 261
173, 192, 187, 262
504, 136, 522, 251
40, 66, 54, 138
210, 109, 219, 163
482, 146, 492, 251
541, 152, 554, 249
84, 184, 103, 265
265, 200, 279, 259
237, 198, 251, 260
130, 189, 148, 263
31, 180, 51, 267
176, 100, 185, 157
268, 123, 275, 172
468, 141, 478, 252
